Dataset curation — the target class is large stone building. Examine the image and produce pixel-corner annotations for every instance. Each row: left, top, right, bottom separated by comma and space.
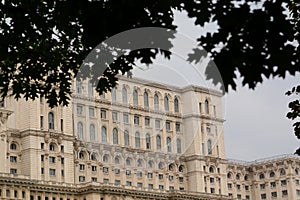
0, 75, 299, 200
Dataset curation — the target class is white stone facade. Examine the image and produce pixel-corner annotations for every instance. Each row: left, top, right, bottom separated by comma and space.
0, 75, 299, 200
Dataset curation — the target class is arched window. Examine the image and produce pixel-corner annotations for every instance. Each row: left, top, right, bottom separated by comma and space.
48, 112, 54, 130
236, 174, 240, 180
133, 89, 138, 105
10, 143, 17, 150
270, 171, 275, 177
111, 87, 117, 102
103, 154, 109, 163
156, 135, 161, 150
176, 139, 182, 153
174, 97, 179, 112
205, 99, 209, 114
167, 137, 172, 152
77, 122, 83, 139
126, 158, 131, 166
154, 94, 159, 110
259, 173, 265, 179
49, 143, 55, 151
244, 175, 248, 181
113, 128, 118, 144
164, 96, 169, 111
158, 162, 164, 169
124, 130, 129, 146
91, 153, 97, 161
227, 173, 232, 179
143, 91, 149, 107
122, 87, 127, 103
209, 166, 214, 173
114, 156, 120, 164
146, 133, 151, 149
101, 126, 107, 142
137, 159, 143, 167
148, 160, 154, 168
135, 131, 140, 148
90, 124, 95, 141
179, 165, 184, 173
79, 151, 85, 159
280, 168, 286, 176
207, 139, 212, 155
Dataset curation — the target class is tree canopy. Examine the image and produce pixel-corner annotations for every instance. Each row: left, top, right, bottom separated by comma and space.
1, 0, 300, 152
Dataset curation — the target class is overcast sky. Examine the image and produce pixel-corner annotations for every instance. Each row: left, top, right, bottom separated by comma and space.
133, 11, 300, 161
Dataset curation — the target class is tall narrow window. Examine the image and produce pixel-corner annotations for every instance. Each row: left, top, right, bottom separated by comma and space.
135, 132, 140, 148
48, 112, 54, 130
177, 139, 182, 153
164, 96, 169, 111
111, 87, 117, 102
144, 92, 149, 107
40, 116, 44, 129
77, 122, 83, 139
88, 81, 93, 97
154, 94, 159, 110
76, 80, 82, 94
207, 139, 212, 155
133, 89, 138, 105
124, 130, 129, 146
156, 135, 161, 150
199, 103, 202, 113
101, 126, 107, 142
205, 100, 209, 114
122, 87, 127, 103
113, 128, 118, 144
213, 105, 216, 117
167, 137, 172, 152
174, 97, 179, 113
146, 133, 151, 149
90, 124, 95, 141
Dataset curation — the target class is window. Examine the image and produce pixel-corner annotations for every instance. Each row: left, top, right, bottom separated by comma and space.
209, 178, 215, 184
179, 177, 184, 182
60, 119, 63, 131
156, 135, 161, 150
281, 180, 287, 186
280, 168, 286, 176
90, 124, 95, 141
103, 167, 109, 173
236, 174, 240, 180
137, 182, 143, 188
134, 115, 139, 125
100, 92, 105, 99
147, 172, 153, 178
176, 122, 181, 132
91, 166, 97, 172
61, 157, 64, 164
207, 139, 212, 155
103, 178, 109, 183
164, 96, 169, 111
245, 185, 249, 190
10, 156, 17, 163
79, 176, 85, 182
259, 173, 265, 179
148, 161, 154, 168
122, 87, 127, 103
91, 177, 97, 182
155, 119, 160, 129
49, 156, 55, 163
49, 144, 55, 151
133, 89, 138, 105
10, 168, 17, 174
76, 80, 82, 94
126, 170, 131, 176
114, 168, 120, 174
40, 116, 44, 129
159, 174, 163, 179
260, 183, 265, 190
282, 190, 288, 196
48, 112, 54, 130
270, 181, 276, 188
261, 194, 266, 199
126, 158, 131, 166
206, 126, 211, 134
176, 139, 182, 153
166, 121, 171, 131
101, 126, 107, 142
49, 169, 56, 176
124, 130, 129, 146
227, 183, 232, 189
10, 143, 17, 150
88, 80, 93, 97
77, 105, 83, 115
112, 111, 118, 122
144, 91, 149, 107
148, 184, 153, 189
135, 132, 140, 148
154, 94, 159, 110
111, 87, 117, 102
210, 188, 215, 194
89, 107, 95, 117
271, 192, 277, 198
77, 122, 83, 139
159, 185, 164, 190
296, 179, 299, 185
146, 133, 151, 149
100, 109, 106, 119
79, 164, 85, 171
126, 181, 132, 186
41, 155, 44, 161
270, 171, 275, 177
115, 180, 121, 185
205, 99, 209, 114
113, 128, 118, 144
123, 113, 129, 123
174, 97, 179, 112
167, 137, 172, 152
136, 171, 142, 177
145, 117, 150, 126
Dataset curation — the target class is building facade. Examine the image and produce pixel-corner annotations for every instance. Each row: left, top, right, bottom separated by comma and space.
0, 75, 299, 200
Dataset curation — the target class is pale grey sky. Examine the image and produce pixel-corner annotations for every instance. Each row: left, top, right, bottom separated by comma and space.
133, 10, 300, 161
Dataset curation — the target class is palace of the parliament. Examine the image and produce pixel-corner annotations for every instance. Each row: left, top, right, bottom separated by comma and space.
0, 75, 299, 200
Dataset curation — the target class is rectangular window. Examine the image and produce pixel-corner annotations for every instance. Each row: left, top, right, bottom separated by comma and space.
148, 184, 153, 189
115, 180, 121, 185
41, 168, 44, 174
270, 181, 276, 188
49, 169, 56, 176
103, 178, 109, 183
91, 177, 97, 182
41, 155, 44, 161
112, 111, 118, 122
40, 116, 44, 129
210, 177, 214, 183
10, 156, 17, 163
155, 119, 160, 129
60, 119, 63, 131
176, 122, 181, 132
92, 166, 97, 172
77, 105, 83, 115
260, 183, 265, 190
126, 181, 132, 186
61, 170, 64, 177
101, 109, 107, 119
79, 164, 85, 171
126, 170, 131, 176
41, 143, 44, 149
206, 126, 211, 134
103, 167, 109, 173
245, 195, 250, 200
147, 172, 153, 179
89, 107, 95, 117
49, 156, 55, 163
134, 115, 139, 125
210, 188, 215, 194
10, 168, 17, 174
245, 185, 249, 190
281, 180, 287, 186
79, 176, 85, 182
145, 117, 150, 126
159, 185, 164, 190
166, 121, 171, 131
136, 171, 142, 178
296, 179, 300, 185
158, 174, 163, 180
271, 192, 277, 198
199, 103, 202, 113
179, 177, 184, 182
137, 182, 143, 188
169, 186, 174, 190
115, 168, 120, 174
6, 190, 10, 198
14, 190, 17, 198
123, 113, 129, 123
282, 190, 288, 196
261, 194, 266, 199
